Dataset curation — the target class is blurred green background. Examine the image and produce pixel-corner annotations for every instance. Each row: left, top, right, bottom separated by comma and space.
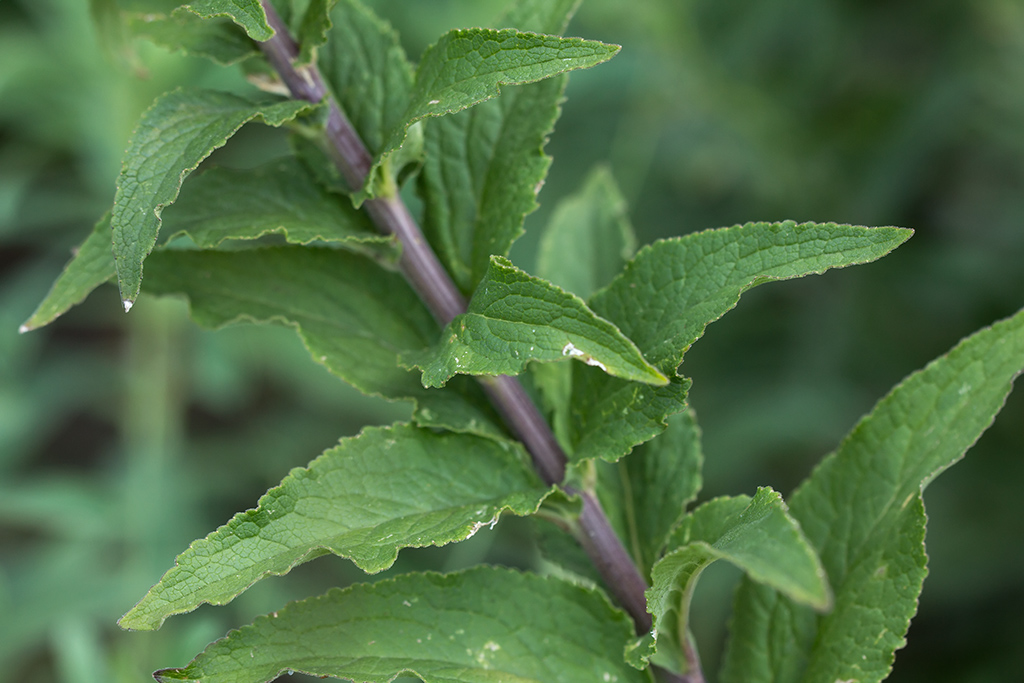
1, 0, 1022, 681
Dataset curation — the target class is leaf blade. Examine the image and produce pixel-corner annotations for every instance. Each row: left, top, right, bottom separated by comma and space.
596, 408, 704, 577
180, 0, 272, 40
590, 221, 913, 371
20, 215, 115, 332
111, 88, 312, 308
537, 165, 636, 301
568, 221, 912, 464
417, 0, 583, 293
359, 28, 619, 202
721, 306, 1024, 683
142, 246, 504, 438
408, 256, 667, 387
160, 156, 392, 252
120, 424, 549, 631
635, 488, 829, 672
152, 567, 648, 683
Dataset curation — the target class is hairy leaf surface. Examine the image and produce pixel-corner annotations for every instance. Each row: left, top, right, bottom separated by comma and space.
111, 88, 312, 308
632, 488, 828, 671
120, 424, 548, 630
358, 28, 619, 202
417, 0, 579, 293
720, 306, 1024, 683
568, 222, 912, 464
142, 246, 504, 437
152, 567, 647, 683
408, 256, 667, 387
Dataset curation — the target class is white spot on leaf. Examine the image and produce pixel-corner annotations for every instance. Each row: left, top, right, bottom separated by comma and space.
562, 342, 608, 371
122, 299, 134, 313
562, 342, 584, 357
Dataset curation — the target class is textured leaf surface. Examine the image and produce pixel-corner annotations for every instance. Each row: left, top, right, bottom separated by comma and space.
633, 488, 828, 671
120, 424, 548, 630
318, 0, 414, 160
180, 0, 271, 40
417, 0, 579, 293
111, 88, 311, 308
294, 0, 336, 66
568, 222, 912, 464
359, 27, 619, 202
20, 215, 115, 332
126, 10, 258, 64
597, 408, 703, 577
408, 256, 666, 387
23, 155, 393, 332
160, 157, 392, 252
531, 162, 637, 452
590, 221, 912, 372
537, 165, 636, 301
142, 246, 503, 437
721, 306, 1024, 683
152, 567, 647, 683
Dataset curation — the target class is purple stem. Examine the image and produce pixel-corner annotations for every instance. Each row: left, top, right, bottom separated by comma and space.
254, 0, 682, 666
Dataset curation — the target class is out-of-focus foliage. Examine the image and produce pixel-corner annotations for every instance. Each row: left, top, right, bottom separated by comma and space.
2, 0, 1022, 682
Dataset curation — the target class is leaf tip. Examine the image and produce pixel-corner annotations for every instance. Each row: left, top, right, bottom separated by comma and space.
18, 323, 30, 334
123, 299, 135, 313
153, 667, 192, 683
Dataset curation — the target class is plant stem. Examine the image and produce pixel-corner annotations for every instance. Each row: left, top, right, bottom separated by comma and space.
255, 0, 662, 647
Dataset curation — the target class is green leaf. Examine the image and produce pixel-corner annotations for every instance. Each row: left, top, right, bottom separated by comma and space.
22, 156, 397, 332
179, 0, 272, 41
495, 0, 582, 34
407, 255, 667, 388
142, 246, 504, 438
317, 0, 414, 161
160, 157, 393, 252
294, 0, 336, 66
569, 370, 691, 464
126, 9, 259, 65
111, 88, 312, 309
119, 424, 549, 631
358, 28, 620, 203
530, 163, 637, 453
720, 306, 1024, 683
596, 408, 704, 577
416, 0, 581, 293
537, 165, 636, 301
590, 221, 913, 372
152, 567, 647, 683
20, 215, 115, 333
633, 488, 829, 672
567, 221, 912, 464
